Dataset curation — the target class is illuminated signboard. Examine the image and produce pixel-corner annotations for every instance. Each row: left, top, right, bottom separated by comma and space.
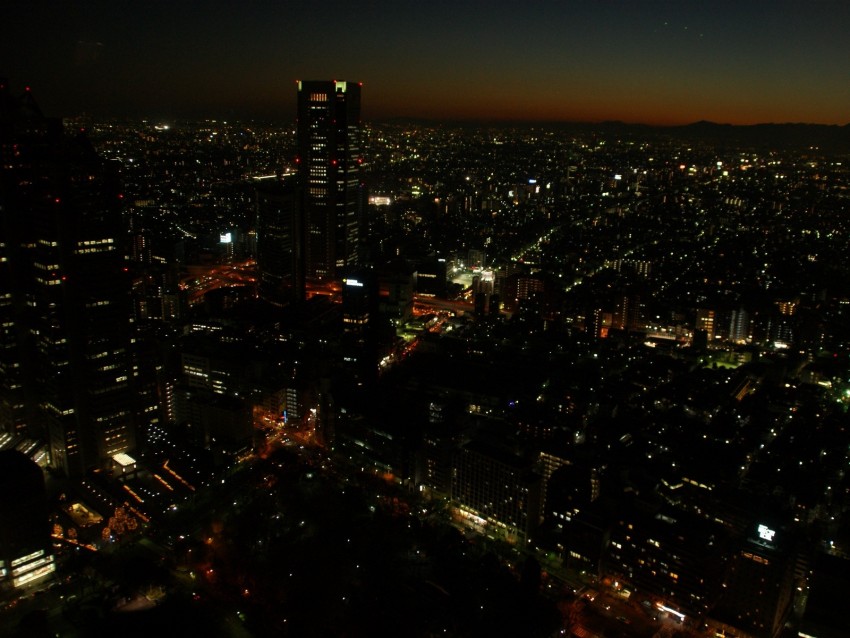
757, 524, 776, 542
220, 232, 232, 244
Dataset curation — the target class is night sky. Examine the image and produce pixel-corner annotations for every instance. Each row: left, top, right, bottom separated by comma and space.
3, 0, 849, 125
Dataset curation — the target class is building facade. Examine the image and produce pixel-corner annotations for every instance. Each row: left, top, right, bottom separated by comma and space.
0, 82, 136, 475
296, 80, 363, 281
451, 440, 542, 546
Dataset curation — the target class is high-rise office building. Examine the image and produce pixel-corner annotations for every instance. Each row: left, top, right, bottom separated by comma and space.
712, 521, 796, 638
296, 80, 363, 281
339, 270, 382, 388
255, 175, 303, 305
0, 81, 136, 475
0, 80, 44, 438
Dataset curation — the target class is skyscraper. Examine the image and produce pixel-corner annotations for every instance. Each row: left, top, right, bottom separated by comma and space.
255, 175, 303, 305
0, 80, 136, 475
296, 80, 363, 281
0, 80, 51, 439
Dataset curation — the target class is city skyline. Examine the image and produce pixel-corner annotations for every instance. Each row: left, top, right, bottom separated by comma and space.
3, 0, 850, 125
3, 63, 850, 636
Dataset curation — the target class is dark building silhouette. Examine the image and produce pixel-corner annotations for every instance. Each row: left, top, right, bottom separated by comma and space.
0, 80, 50, 438
603, 505, 730, 619
339, 270, 383, 388
712, 521, 796, 638
415, 259, 447, 298
296, 80, 363, 281
0, 449, 55, 589
0, 80, 136, 475
377, 260, 415, 328
341, 271, 377, 338
798, 553, 850, 638
255, 175, 303, 305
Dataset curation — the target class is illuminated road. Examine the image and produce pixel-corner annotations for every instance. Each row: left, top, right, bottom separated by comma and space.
181, 259, 258, 304
413, 294, 474, 316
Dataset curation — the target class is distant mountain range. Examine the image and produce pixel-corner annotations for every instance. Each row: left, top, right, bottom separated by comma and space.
656, 120, 850, 153
377, 117, 850, 153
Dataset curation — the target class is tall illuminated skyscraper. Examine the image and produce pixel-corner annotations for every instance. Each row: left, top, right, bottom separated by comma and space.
296, 80, 363, 281
0, 80, 136, 475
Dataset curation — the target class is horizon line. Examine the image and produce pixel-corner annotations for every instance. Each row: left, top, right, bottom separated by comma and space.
57, 112, 850, 129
